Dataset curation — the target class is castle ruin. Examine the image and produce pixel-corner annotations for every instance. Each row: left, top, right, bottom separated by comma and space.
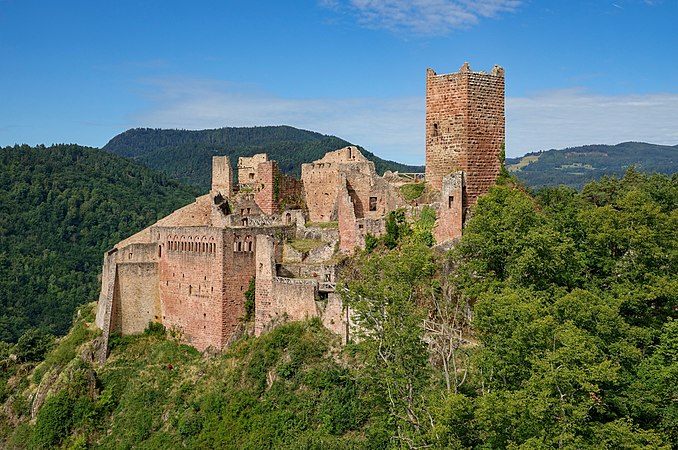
94, 63, 504, 357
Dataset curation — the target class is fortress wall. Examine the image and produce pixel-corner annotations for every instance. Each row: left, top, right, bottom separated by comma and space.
118, 242, 159, 263
115, 262, 160, 335
221, 228, 258, 345
158, 226, 224, 351
270, 278, 318, 323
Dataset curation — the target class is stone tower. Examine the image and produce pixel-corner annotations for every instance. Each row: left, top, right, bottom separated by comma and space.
425, 62, 505, 210
211, 155, 233, 197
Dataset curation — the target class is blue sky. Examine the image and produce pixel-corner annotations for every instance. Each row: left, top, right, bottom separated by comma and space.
1, 0, 676, 163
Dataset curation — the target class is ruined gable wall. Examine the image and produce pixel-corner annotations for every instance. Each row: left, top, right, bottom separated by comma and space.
425, 63, 504, 209
302, 146, 382, 223
301, 162, 342, 222
254, 161, 277, 215
255, 235, 276, 336
338, 177, 360, 254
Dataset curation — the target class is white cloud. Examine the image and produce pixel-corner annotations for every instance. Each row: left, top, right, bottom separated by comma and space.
322, 0, 522, 34
506, 89, 678, 156
133, 78, 678, 164
133, 77, 426, 164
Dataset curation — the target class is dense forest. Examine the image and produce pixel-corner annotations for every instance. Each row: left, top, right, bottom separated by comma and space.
103, 126, 425, 189
0, 144, 198, 342
507, 141, 677, 189
1, 168, 675, 448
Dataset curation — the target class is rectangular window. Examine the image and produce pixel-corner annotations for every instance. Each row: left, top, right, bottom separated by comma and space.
448, 196, 454, 208
369, 197, 377, 211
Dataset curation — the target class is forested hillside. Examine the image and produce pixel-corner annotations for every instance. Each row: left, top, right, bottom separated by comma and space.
0, 144, 198, 342
507, 141, 677, 189
1, 168, 675, 449
103, 126, 425, 189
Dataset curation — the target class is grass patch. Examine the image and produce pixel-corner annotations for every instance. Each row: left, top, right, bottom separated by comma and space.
289, 239, 326, 253
305, 221, 338, 229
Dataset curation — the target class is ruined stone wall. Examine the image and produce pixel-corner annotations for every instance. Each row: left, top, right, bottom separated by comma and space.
238, 153, 268, 187
425, 63, 504, 209
434, 172, 464, 243
337, 177, 360, 254
322, 293, 349, 344
301, 163, 341, 222
255, 235, 276, 336
302, 146, 375, 223
254, 161, 303, 215
212, 156, 233, 197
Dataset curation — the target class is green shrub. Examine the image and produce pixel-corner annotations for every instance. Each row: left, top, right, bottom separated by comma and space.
32, 391, 75, 449
400, 182, 426, 201
14, 328, 54, 363
144, 321, 166, 337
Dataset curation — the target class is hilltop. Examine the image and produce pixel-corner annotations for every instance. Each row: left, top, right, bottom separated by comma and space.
507, 141, 678, 189
1, 169, 676, 449
103, 126, 425, 189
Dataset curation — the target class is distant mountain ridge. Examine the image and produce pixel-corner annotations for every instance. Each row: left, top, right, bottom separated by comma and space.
103, 126, 425, 190
507, 141, 678, 189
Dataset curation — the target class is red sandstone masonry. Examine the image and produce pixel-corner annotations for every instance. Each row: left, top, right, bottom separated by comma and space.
425, 63, 504, 211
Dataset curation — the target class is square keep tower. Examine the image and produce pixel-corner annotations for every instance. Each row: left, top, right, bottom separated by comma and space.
425, 62, 505, 210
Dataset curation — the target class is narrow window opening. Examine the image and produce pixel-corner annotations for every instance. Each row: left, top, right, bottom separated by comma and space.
158, 245, 162, 258
448, 195, 454, 208
369, 197, 377, 212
